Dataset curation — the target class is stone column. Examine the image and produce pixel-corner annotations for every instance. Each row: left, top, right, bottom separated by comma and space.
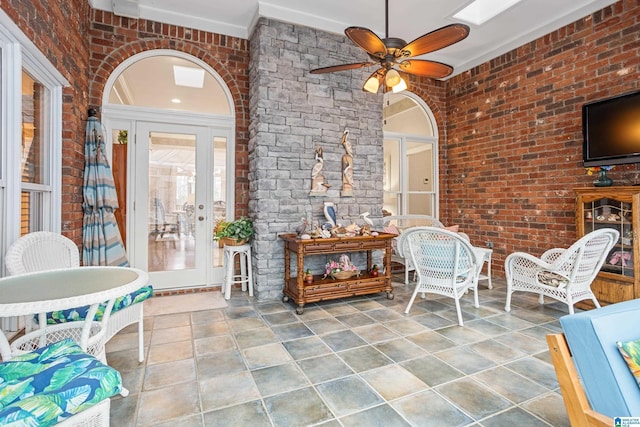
248, 18, 384, 300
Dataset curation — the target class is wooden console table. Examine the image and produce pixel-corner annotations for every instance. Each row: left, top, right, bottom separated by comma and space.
280, 233, 395, 314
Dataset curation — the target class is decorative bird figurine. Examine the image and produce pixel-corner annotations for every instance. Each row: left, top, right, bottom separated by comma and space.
341, 129, 352, 157
340, 129, 354, 197
311, 147, 324, 180
324, 202, 337, 227
360, 212, 374, 226
295, 218, 308, 236
310, 146, 331, 194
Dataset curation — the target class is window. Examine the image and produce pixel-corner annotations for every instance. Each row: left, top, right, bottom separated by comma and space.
0, 10, 67, 271
21, 70, 51, 233
383, 93, 439, 217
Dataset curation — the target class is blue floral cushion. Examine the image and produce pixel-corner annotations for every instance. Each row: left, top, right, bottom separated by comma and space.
0, 338, 122, 426
44, 285, 153, 324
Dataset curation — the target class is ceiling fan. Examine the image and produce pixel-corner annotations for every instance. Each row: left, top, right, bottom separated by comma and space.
310, 0, 470, 93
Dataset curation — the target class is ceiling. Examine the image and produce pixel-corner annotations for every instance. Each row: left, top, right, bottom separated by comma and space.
92, 0, 617, 78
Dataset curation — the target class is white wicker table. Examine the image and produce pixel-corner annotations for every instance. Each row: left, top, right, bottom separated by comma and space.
0, 266, 149, 361
473, 247, 493, 289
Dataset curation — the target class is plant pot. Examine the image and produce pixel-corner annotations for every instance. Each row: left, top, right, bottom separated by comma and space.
220, 237, 248, 246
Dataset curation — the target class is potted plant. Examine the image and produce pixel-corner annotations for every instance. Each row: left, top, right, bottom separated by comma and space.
323, 254, 359, 280
370, 264, 379, 277
214, 216, 254, 246
304, 269, 313, 283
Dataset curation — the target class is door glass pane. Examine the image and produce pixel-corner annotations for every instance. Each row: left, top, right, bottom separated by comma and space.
407, 193, 435, 216
148, 131, 196, 272
212, 137, 226, 268
407, 141, 435, 216
383, 138, 400, 216
407, 141, 433, 192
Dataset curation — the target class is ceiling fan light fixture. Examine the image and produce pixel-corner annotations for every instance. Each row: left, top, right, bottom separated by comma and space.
309, 0, 469, 94
385, 69, 401, 87
391, 77, 407, 93
363, 75, 380, 93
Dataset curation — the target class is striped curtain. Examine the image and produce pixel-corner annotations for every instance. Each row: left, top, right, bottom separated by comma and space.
82, 115, 129, 267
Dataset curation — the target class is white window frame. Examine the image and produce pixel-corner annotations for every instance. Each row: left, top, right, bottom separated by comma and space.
0, 9, 68, 272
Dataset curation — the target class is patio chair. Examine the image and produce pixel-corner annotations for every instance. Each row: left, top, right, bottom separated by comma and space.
505, 228, 619, 314
546, 297, 640, 426
382, 215, 445, 284
0, 338, 125, 427
149, 197, 180, 242
5, 231, 151, 362
398, 226, 481, 325
382, 215, 478, 284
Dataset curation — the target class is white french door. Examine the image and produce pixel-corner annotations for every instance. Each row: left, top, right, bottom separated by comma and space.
131, 121, 225, 290
383, 135, 438, 217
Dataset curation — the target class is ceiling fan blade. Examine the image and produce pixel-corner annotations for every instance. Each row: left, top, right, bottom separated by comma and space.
345, 27, 387, 59
398, 59, 454, 79
310, 62, 376, 74
401, 24, 470, 58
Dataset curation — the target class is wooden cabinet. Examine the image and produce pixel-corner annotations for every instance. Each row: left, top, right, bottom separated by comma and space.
280, 233, 395, 314
575, 187, 640, 308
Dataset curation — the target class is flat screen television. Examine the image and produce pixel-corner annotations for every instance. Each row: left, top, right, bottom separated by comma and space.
582, 90, 640, 167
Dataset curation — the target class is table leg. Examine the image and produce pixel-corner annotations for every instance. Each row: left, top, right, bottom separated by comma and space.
0, 326, 12, 360
37, 313, 47, 348
486, 254, 493, 289
384, 240, 393, 299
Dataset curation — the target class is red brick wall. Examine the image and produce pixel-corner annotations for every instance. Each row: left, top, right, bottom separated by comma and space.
441, 1, 640, 274
407, 76, 448, 140
2, 0, 91, 242
87, 10, 251, 217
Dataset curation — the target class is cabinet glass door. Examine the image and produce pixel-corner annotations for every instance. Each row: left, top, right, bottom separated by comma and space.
583, 197, 632, 277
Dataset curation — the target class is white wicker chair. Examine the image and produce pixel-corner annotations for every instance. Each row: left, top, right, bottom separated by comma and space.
505, 228, 619, 314
398, 226, 481, 325
5, 231, 146, 362
382, 215, 472, 284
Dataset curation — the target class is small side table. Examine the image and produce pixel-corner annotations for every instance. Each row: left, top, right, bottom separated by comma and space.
474, 247, 493, 289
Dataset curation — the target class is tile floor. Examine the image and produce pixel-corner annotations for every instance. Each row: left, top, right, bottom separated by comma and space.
106, 276, 572, 426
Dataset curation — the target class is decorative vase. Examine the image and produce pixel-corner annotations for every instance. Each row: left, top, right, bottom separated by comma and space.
593, 170, 613, 187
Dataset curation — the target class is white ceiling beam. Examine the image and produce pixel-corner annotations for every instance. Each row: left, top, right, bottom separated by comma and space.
112, 0, 139, 19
